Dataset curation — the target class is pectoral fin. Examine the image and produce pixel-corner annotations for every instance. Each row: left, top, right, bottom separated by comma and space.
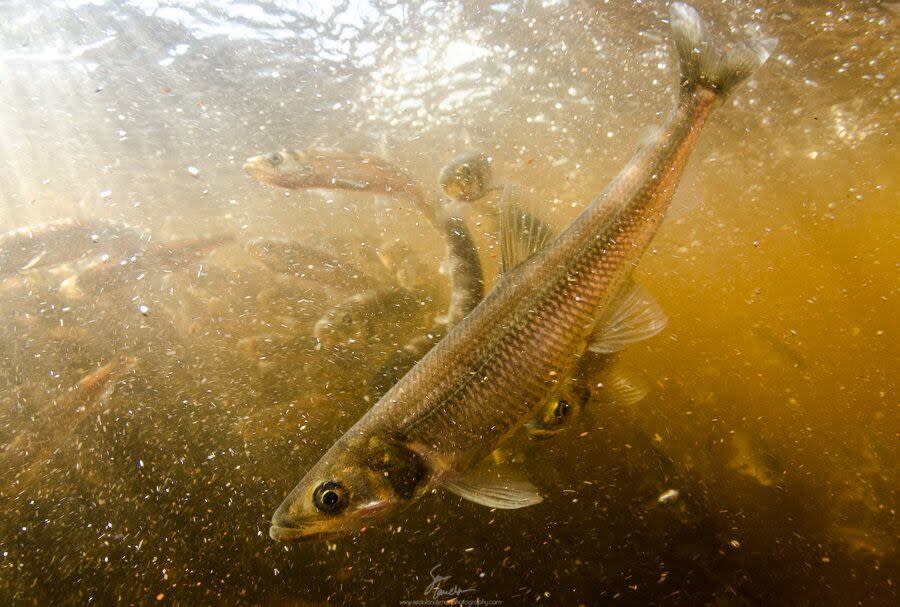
589, 283, 667, 354
440, 464, 543, 510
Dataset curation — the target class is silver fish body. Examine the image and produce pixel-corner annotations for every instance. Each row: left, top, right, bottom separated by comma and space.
270, 3, 776, 541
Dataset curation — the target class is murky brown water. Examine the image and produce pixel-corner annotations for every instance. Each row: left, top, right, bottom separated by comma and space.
0, 1, 896, 605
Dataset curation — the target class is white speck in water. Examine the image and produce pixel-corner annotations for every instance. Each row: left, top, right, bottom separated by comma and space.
137, 460, 144, 468
99, 190, 112, 199
138, 304, 150, 316
187, 165, 200, 177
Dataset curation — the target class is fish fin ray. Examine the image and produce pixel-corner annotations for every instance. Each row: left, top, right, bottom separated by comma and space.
589, 283, 667, 353
670, 2, 777, 98
499, 184, 554, 274
440, 464, 543, 510
593, 367, 649, 406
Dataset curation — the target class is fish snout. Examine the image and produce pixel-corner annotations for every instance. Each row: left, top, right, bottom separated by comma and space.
269, 501, 305, 541
269, 502, 340, 541
243, 155, 274, 178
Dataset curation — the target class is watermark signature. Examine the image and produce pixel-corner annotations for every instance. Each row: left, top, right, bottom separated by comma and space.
425, 564, 475, 600
399, 565, 501, 606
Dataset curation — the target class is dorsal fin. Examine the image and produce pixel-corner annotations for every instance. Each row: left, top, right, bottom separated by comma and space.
499, 184, 554, 273
589, 282, 668, 353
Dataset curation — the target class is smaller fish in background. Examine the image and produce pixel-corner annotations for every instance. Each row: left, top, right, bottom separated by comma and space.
59, 233, 234, 299
833, 526, 892, 558
3, 356, 135, 484
0, 218, 145, 279
727, 432, 782, 487
525, 352, 649, 439
245, 237, 382, 295
751, 324, 808, 369
244, 148, 487, 332
313, 287, 422, 350
439, 151, 497, 203
525, 381, 583, 439
244, 149, 424, 205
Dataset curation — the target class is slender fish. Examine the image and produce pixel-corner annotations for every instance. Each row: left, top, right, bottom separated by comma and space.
245, 237, 382, 295
244, 150, 485, 331
245, 149, 490, 391
0, 218, 143, 278
3, 357, 133, 483
365, 154, 496, 394
313, 286, 422, 350
269, 4, 775, 540
525, 351, 649, 439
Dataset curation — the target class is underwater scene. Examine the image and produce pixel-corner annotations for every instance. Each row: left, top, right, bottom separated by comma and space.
0, 0, 896, 605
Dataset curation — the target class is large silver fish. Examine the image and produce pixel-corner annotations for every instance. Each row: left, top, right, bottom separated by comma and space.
269, 3, 776, 540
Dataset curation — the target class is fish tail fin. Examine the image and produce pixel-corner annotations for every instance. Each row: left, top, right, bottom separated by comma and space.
669, 2, 777, 99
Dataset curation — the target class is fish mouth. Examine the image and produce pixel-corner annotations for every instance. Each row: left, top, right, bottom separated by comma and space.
243, 155, 273, 176
268, 518, 345, 542
269, 524, 313, 542
269, 500, 390, 542
269, 505, 343, 542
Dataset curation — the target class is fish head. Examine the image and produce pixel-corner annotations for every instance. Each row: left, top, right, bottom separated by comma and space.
439, 151, 492, 202
244, 238, 291, 273
243, 150, 315, 189
270, 443, 407, 541
525, 385, 581, 439
313, 300, 367, 349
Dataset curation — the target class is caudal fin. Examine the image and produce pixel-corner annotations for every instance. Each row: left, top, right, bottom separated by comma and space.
670, 3, 777, 98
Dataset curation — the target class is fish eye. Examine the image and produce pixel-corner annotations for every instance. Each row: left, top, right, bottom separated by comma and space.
313, 481, 349, 514
553, 399, 570, 422
267, 152, 284, 166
